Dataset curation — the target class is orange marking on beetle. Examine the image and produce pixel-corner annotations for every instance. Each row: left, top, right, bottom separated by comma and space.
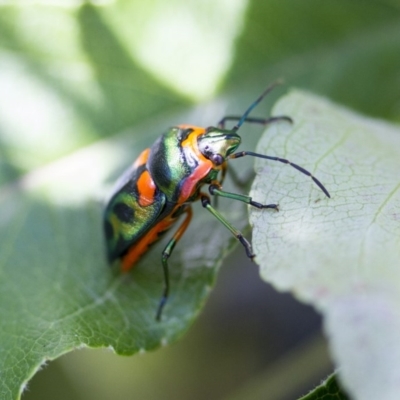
133, 148, 150, 168
121, 207, 182, 272
171, 206, 192, 243
137, 170, 157, 207
179, 162, 213, 202
178, 127, 214, 202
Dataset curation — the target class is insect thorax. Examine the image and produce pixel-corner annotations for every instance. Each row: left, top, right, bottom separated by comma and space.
147, 127, 205, 202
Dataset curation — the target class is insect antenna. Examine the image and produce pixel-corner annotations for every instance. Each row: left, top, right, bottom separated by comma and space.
233, 80, 283, 132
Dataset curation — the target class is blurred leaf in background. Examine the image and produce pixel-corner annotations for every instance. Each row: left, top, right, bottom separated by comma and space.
0, 0, 399, 399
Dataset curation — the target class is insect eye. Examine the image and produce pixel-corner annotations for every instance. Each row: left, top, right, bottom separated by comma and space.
211, 154, 224, 166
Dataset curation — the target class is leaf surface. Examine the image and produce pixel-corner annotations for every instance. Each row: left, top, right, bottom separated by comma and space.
250, 91, 400, 400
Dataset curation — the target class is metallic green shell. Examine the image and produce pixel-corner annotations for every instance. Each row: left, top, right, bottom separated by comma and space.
104, 127, 197, 263
104, 162, 166, 263
104, 125, 239, 263
147, 127, 194, 202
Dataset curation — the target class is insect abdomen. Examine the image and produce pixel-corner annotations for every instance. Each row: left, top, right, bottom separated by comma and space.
104, 162, 166, 265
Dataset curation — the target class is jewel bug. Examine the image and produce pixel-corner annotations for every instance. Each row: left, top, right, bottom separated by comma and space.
104, 82, 330, 321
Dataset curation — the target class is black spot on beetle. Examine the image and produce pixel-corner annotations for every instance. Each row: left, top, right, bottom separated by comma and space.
114, 202, 135, 223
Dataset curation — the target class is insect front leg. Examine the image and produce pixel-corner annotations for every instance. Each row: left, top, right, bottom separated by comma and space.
217, 81, 292, 130
200, 193, 255, 260
218, 115, 292, 130
156, 206, 193, 321
208, 182, 279, 211
213, 162, 227, 208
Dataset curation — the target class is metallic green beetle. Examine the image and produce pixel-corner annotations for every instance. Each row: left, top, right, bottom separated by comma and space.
104, 82, 330, 320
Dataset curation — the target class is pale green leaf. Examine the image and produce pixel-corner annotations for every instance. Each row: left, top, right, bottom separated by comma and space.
250, 91, 400, 400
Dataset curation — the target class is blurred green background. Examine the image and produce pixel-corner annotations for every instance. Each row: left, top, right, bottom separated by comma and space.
26, 252, 332, 400
1, 0, 399, 399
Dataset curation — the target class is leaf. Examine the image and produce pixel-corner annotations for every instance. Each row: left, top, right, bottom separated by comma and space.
300, 374, 349, 400
250, 90, 400, 400
0, 3, 250, 398
0, 111, 257, 399
101, 0, 248, 100
2, 1, 400, 399
0, 3, 188, 180
227, 0, 400, 121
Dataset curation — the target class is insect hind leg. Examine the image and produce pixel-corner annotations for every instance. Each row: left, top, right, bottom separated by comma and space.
156, 206, 193, 321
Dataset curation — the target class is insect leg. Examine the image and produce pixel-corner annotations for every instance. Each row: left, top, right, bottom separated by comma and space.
156, 206, 193, 321
213, 162, 227, 208
209, 183, 279, 211
229, 151, 331, 198
200, 193, 254, 260
230, 80, 286, 130
218, 115, 292, 129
